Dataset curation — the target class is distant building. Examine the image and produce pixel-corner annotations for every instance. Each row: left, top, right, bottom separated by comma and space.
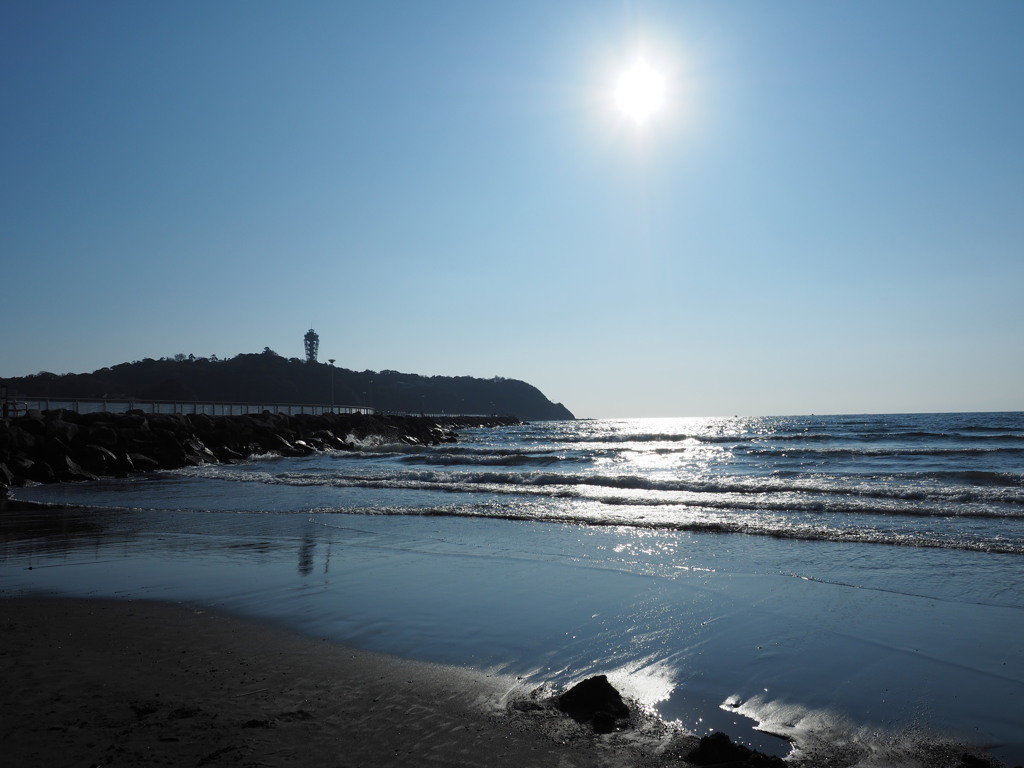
304, 329, 319, 363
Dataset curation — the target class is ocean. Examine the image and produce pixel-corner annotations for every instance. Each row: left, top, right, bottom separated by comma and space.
3, 412, 1022, 766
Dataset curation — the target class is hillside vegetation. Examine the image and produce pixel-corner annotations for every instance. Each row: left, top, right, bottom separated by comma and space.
3, 350, 574, 421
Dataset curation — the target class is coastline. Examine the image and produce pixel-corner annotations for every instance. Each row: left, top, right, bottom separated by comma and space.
0, 596, 701, 768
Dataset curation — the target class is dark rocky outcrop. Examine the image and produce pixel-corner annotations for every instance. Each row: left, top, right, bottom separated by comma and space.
685, 731, 787, 767
957, 755, 1001, 768
557, 675, 631, 734
0, 410, 520, 490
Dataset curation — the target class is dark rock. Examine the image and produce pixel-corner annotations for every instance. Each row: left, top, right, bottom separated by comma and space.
591, 710, 617, 734
557, 675, 630, 732
958, 755, 996, 768
148, 434, 188, 469
23, 409, 45, 425
83, 423, 120, 450
0, 411, 522, 487
0, 425, 14, 458
8, 454, 34, 475
40, 436, 72, 469
269, 433, 314, 457
209, 444, 243, 462
292, 439, 316, 455
75, 444, 119, 475
47, 416, 80, 444
11, 426, 37, 452
63, 456, 98, 482
186, 412, 216, 430
182, 437, 217, 464
126, 453, 159, 472
26, 459, 57, 484
686, 731, 786, 767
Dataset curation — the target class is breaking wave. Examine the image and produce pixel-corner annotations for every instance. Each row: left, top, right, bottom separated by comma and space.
11, 412, 1024, 557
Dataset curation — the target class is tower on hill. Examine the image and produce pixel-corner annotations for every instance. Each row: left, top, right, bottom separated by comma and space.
304, 328, 319, 363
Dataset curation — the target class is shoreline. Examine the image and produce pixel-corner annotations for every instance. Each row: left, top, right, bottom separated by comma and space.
0, 596, 704, 768
3, 596, 1004, 768
2, 503, 1018, 767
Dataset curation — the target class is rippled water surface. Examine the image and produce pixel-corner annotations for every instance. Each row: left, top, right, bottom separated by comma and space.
3, 413, 1023, 765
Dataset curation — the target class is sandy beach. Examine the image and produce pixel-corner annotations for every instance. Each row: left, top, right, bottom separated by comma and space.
0, 597, 702, 768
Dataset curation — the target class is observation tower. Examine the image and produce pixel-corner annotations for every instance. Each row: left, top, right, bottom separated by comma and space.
304, 328, 319, 363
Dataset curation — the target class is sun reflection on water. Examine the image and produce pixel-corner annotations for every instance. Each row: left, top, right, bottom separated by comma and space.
606, 658, 680, 714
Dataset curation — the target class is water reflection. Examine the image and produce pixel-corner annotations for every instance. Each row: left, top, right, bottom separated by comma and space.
0, 499, 329, 578
2, 498, 1021, 765
298, 534, 315, 576
0, 500, 129, 561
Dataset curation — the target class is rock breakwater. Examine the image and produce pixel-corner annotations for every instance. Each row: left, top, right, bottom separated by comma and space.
0, 410, 520, 489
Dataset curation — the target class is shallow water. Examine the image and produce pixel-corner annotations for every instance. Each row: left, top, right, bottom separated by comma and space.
3, 413, 1023, 765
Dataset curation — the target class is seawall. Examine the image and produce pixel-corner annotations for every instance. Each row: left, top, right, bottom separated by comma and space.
0, 409, 521, 489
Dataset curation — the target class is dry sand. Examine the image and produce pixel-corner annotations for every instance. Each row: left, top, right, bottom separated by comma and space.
0, 597, 697, 768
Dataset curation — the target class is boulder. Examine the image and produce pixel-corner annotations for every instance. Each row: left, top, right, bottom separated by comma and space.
186, 412, 216, 432
126, 453, 159, 472
292, 439, 316, 456
26, 458, 57, 484
82, 423, 121, 450
211, 445, 246, 463
958, 755, 997, 768
46, 417, 79, 445
182, 437, 216, 462
63, 456, 98, 482
11, 426, 38, 452
8, 454, 34, 477
74, 444, 120, 476
685, 731, 786, 767
148, 433, 189, 469
557, 675, 630, 733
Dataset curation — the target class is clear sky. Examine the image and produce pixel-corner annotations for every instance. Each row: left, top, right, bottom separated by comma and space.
3, 1, 1022, 418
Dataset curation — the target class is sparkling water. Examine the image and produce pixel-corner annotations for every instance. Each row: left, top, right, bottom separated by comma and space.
4, 412, 1023, 765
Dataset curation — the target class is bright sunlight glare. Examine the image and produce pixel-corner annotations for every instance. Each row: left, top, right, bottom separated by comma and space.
613, 59, 667, 125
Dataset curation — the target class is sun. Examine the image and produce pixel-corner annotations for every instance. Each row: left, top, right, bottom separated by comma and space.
613, 59, 667, 125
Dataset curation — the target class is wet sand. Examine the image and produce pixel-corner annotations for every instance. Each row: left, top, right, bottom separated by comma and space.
0, 597, 695, 768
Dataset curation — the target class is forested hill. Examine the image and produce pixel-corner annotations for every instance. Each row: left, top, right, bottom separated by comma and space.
3, 350, 575, 421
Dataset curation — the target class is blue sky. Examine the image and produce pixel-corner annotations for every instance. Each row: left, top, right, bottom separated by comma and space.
3, 1, 1022, 418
